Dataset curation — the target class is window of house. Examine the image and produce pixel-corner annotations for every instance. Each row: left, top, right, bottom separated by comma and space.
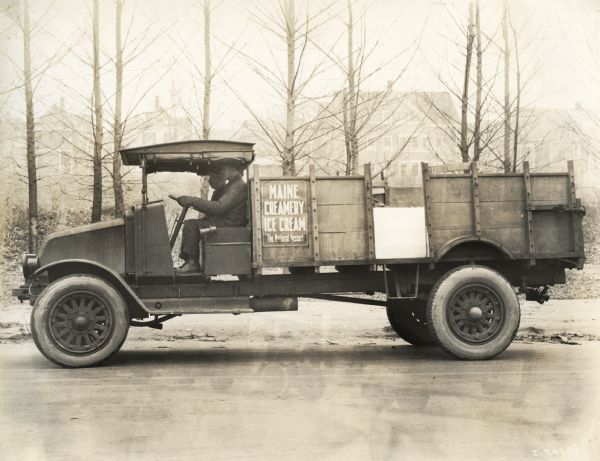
384, 136, 392, 152
409, 137, 419, 152
398, 136, 407, 151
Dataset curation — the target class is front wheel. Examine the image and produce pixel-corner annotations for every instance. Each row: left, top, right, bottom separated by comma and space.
31, 274, 130, 368
426, 265, 520, 360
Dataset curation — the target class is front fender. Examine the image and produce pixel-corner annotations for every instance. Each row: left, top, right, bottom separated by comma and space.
33, 259, 149, 318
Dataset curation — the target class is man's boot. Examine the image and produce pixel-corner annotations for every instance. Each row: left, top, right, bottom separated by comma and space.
176, 254, 201, 274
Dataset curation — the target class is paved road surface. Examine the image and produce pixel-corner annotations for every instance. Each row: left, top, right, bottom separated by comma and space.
2, 298, 600, 460
1, 339, 599, 460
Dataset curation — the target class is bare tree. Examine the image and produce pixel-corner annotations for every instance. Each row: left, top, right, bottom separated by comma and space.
197, 0, 212, 201
23, 0, 38, 251
91, 0, 104, 222
343, 0, 358, 174
1, 1, 95, 219
282, 0, 297, 176
230, 0, 335, 175
310, 1, 420, 177
112, 0, 124, 217
473, 0, 482, 161
510, 16, 521, 173
419, 1, 508, 168
500, 0, 529, 173
47, 2, 180, 214
480, 2, 545, 172
502, 0, 511, 172
168, 0, 238, 141
202, 0, 211, 140
460, 2, 475, 162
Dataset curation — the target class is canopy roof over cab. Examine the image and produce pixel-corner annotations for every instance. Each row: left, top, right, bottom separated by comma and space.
120, 140, 255, 174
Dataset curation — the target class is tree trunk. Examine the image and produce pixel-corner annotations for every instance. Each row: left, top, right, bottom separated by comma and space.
197, 0, 212, 200
23, 0, 38, 252
460, 2, 474, 162
473, 0, 482, 161
502, 0, 511, 172
511, 21, 521, 172
343, 89, 352, 175
202, 0, 211, 140
112, 0, 124, 217
345, 0, 359, 175
91, 0, 104, 222
282, 0, 296, 176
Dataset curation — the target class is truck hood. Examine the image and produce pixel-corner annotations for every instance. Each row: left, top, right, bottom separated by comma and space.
39, 218, 126, 274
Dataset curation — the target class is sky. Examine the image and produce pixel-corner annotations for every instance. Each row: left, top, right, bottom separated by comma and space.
1, 0, 599, 136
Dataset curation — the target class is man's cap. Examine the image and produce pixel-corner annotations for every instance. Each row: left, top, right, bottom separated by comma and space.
214, 158, 247, 172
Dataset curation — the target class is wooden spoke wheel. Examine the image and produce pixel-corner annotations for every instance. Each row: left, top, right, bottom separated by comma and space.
32, 275, 129, 368
426, 265, 520, 360
47, 291, 115, 354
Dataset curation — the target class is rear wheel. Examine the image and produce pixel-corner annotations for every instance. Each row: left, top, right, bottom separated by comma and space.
426, 265, 520, 360
31, 274, 130, 368
386, 298, 435, 346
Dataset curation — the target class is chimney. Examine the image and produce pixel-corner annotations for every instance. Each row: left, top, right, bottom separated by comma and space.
60, 97, 65, 111
155, 96, 161, 110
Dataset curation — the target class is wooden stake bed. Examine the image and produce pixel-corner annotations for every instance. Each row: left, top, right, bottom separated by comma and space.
249, 161, 585, 271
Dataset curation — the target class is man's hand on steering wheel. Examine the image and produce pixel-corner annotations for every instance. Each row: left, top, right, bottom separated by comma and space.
168, 194, 193, 208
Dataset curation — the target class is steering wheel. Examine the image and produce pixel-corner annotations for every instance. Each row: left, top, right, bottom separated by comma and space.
168, 195, 189, 249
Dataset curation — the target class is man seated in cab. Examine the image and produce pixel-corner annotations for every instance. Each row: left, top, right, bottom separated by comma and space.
173, 161, 248, 274
207, 171, 226, 202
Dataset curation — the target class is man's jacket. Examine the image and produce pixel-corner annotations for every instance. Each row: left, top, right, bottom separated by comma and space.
180, 174, 248, 227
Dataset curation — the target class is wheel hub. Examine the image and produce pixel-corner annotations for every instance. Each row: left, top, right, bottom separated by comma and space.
73, 314, 90, 330
468, 306, 483, 321
48, 291, 114, 355
447, 284, 505, 344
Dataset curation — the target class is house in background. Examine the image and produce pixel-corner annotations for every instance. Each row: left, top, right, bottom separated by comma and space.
232, 89, 461, 183
357, 91, 459, 186
1, 96, 200, 213
2, 93, 597, 212
511, 106, 600, 203
125, 96, 194, 147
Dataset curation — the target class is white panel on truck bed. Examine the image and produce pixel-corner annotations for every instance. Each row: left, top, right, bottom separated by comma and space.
374, 207, 428, 259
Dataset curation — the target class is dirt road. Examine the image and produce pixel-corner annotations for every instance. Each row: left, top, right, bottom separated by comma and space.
1, 298, 600, 460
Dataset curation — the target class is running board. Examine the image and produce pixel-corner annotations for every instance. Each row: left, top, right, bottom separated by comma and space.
142, 296, 298, 315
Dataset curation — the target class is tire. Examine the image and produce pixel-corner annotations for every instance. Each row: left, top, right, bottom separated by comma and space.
386, 298, 435, 346
31, 274, 130, 368
426, 265, 520, 360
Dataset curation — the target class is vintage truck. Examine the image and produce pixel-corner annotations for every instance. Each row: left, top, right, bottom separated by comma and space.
13, 140, 586, 367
